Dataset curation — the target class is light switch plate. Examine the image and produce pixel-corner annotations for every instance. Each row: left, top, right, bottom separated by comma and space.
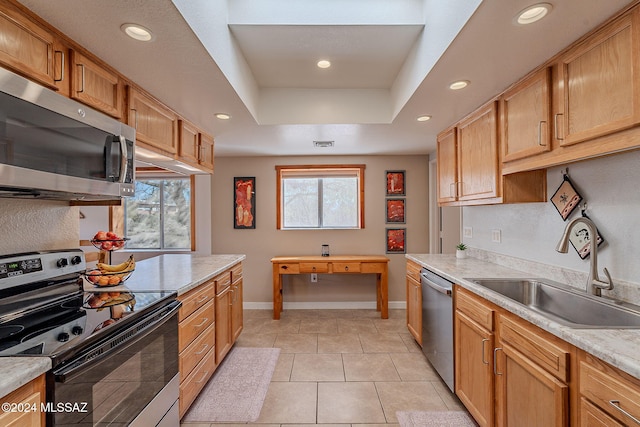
491, 229, 502, 243
463, 227, 473, 238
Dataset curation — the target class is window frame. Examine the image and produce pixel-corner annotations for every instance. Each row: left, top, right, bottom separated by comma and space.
276, 164, 365, 230
111, 173, 196, 251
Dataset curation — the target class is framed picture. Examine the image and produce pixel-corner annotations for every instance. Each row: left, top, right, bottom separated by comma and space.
386, 170, 405, 196
385, 198, 405, 223
386, 228, 406, 254
234, 177, 255, 229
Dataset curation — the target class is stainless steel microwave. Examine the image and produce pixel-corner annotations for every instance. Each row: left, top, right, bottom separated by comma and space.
0, 67, 135, 201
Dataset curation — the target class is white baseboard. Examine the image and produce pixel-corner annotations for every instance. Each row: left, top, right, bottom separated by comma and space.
243, 301, 406, 310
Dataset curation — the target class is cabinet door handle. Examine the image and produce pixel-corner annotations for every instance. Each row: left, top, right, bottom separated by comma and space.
493, 347, 503, 375
538, 121, 546, 146
609, 400, 640, 425
481, 339, 490, 365
554, 113, 564, 140
54, 50, 65, 82
77, 64, 85, 93
195, 344, 209, 355
194, 317, 208, 328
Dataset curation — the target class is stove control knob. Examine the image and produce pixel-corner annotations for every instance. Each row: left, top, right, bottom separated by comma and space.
70, 256, 82, 265
58, 332, 70, 342
56, 258, 69, 268
71, 326, 84, 336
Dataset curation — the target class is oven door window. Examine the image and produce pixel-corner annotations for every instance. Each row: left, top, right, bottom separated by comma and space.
51, 313, 178, 426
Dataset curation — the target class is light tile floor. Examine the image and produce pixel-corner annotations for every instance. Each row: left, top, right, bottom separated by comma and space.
181, 308, 468, 427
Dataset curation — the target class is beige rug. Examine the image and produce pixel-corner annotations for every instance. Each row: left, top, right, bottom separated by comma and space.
182, 347, 281, 422
397, 410, 477, 427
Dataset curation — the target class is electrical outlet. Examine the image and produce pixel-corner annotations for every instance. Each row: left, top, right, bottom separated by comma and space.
491, 229, 502, 243
463, 227, 473, 238
310, 273, 318, 283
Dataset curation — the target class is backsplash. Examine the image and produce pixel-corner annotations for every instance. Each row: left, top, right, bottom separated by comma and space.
0, 199, 79, 255
462, 149, 640, 305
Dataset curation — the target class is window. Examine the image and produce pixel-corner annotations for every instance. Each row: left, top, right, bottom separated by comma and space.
276, 165, 365, 229
124, 177, 192, 249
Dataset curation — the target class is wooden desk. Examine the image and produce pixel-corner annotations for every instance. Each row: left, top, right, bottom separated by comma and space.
270, 255, 390, 320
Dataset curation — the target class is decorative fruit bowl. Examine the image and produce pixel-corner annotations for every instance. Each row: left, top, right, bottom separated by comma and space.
90, 237, 128, 251
84, 269, 134, 287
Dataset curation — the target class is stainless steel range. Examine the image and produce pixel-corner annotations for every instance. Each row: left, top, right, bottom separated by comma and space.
0, 249, 181, 426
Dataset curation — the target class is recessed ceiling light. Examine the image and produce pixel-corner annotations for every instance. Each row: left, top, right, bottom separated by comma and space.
417, 115, 432, 122
215, 113, 231, 120
317, 60, 331, 69
516, 3, 552, 25
120, 23, 154, 42
449, 80, 470, 90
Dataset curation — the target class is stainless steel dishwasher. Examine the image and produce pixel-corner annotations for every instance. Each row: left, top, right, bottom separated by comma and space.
420, 267, 454, 391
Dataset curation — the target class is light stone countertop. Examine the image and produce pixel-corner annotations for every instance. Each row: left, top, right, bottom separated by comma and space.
1, 253, 245, 399
407, 253, 640, 381
83, 253, 246, 295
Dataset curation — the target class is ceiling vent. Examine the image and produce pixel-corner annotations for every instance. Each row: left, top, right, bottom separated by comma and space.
313, 140, 334, 148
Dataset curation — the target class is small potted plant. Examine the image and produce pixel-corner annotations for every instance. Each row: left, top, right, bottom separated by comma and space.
456, 243, 468, 259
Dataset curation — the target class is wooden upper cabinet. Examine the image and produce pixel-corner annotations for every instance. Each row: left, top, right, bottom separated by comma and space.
128, 86, 178, 154
457, 101, 499, 201
0, 1, 58, 88
556, 9, 640, 146
178, 119, 215, 173
501, 67, 552, 162
436, 126, 458, 204
199, 132, 215, 172
179, 119, 200, 165
70, 50, 123, 118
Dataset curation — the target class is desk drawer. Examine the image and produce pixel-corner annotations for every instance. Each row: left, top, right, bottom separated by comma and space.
300, 262, 329, 273
278, 263, 300, 274
332, 262, 361, 273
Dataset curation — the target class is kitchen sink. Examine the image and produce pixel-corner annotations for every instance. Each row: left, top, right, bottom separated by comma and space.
465, 278, 640, 328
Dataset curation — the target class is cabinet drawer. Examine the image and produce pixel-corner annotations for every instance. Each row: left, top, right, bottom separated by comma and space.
179, 322, 215, 380
580, 354, 640, 425
178, 281, 215, 321
231, 262, 243, 283
406, 261, 421, 282
277, 263, 300, 274
178, 300, 215, 352
214, 270, 231, 294
580, 398, 625, 427
332, 262, 360, 273
455, 287, 494, 331
179, 346, 216, 418
299, 262, 329, 273
498, 314, 570, 382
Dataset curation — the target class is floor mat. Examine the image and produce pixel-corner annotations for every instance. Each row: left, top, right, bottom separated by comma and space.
396, 410, 477, 427
182, 347, 281, 422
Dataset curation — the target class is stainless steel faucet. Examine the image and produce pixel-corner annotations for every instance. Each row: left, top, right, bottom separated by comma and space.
555, 216, 613, 296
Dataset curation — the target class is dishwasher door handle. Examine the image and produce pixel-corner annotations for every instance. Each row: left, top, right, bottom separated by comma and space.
421, 273, 452, 296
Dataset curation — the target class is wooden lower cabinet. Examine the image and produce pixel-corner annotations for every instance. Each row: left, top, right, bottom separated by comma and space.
0, 374, 45, 427
177, 261, 244, 418
454, 286, 571, 427
455, 310, 494, 426
405, 260, 422, 345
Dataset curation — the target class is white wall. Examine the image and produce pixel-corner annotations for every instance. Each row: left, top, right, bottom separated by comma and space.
462, 149, 640, 286
0, 199, 78, 255
211, 155, 430, 306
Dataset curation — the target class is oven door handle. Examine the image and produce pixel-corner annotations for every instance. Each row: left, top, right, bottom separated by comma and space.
53, 301, 181, 383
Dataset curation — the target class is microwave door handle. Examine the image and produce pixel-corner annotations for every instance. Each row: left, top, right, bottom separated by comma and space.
118, 135, 128, 183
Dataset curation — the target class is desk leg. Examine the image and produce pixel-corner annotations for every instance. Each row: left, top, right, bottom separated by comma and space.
379, 267, 388, 319
272, 265, 283, 320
